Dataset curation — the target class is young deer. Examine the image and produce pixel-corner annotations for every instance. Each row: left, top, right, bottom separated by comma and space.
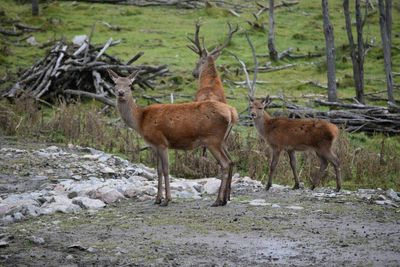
107, 69, 238, 206
187, 22, 238, 103
249, 96, 341, 192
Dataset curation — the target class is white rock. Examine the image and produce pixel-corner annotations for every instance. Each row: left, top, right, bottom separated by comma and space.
249, 199, 269, 206
41, 195, 81, 214
271, 204, 281, 208
286, 205, 304, 210
203, 178, 221, 195
26, 36, 38, 46
72, 197, 106, 209
386, 189, 400, 202
101, 167, 115, 174
29, 235, 45, 245
89, 187, 125, 204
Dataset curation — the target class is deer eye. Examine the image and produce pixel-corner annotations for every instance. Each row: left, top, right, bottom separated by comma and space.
258, 108, 263, 110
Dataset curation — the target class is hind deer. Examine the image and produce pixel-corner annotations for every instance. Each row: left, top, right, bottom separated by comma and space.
249, 96, 341, 192
187, 22, 238, 103
107, 69, 238, 207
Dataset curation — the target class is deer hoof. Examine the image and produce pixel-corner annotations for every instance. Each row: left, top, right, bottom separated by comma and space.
310, 184, 316, 190
154, 199, 162, 205
265, 184, 272, 191
292, 184, 300, 190
160, 200, 169, 207
335, 187, 341, 192
211, 200, 227, 207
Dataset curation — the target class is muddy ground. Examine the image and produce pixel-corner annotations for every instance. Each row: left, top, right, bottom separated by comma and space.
1, 139, 400, 266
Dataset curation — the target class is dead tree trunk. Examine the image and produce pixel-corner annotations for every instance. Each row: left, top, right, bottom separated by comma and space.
268, 0, 278, 61
343, 0, 366, 104
322, 0, 337, 102
378, 0, 395, 104
32, 0, 39, 16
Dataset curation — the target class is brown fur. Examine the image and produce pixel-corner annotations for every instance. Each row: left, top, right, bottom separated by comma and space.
195, 56, 226, 103
108, 69, 237, 206
250, 96, 341, 191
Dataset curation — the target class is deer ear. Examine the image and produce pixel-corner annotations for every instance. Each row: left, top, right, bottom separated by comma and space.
211, 50, 221, 60
127, 70, 140, 84
107, 69, 119, 83
262, 95, 271, 107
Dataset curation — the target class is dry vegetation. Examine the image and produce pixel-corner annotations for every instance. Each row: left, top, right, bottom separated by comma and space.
1, 97, 399, 191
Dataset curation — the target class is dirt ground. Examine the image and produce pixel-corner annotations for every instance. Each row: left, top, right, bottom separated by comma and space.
1, 139, 400, 266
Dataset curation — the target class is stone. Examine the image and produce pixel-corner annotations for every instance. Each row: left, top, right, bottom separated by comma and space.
26, 36, 38, 46
71, 175, 82, 181
249, 199, 269, 206
203, 178, 221, 195
89, 187, 125, 204
13, 212, 24, 221
29, 236, 45, 245
41, 195, 81, 214
87, 247, 97, 253
72, 197, 106, 209
271, 204, 281, 208
286, 205, 304, 210
386, 189, 400, 202
101, 167, 115, 174
0, 240, 9, 247
66, 255, 74, 260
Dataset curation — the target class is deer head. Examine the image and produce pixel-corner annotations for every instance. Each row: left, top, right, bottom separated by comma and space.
107, 69, 139, 102
187, 22, 238, 78
249, 95, 272, 119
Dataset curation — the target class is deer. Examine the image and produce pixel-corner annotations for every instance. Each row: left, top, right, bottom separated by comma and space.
249, 95, 341, 192
107, 69, 238, 207
187, 22, 238, 103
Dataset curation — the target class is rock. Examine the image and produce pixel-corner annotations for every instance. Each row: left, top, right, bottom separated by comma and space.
26, 36, 38, 46
0, 204, 10, 216
29, 236, 45, 245
87, 247, 97, 253
13, 212, 24, 221
358, 189, 376, 194
46, 145, 59, 151
41, 195, 81, 214
271, 204, 281, 208
71, 175, 82, 181
81, 154, 100, 160
386, 189, 400, 202
66, 254, 74, 260
68, 191, 78, 199
249, 199, 269, 206
377, 195, 387, 201
101, 167, 115, 175
72, 197, 106, 209
0, 240, 9, 247
203, 178, 221, 195
286, 205, 304, 210
89, 187, 125, 204
123, 185, 143, 198
140, 185, 157, 196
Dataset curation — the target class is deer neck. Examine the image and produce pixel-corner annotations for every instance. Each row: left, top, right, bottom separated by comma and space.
116, 96, 142, 133
253, 111, 271, 137
199, 61, 221, 89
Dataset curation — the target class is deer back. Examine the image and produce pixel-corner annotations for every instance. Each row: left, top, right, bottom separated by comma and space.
263, 117, 339, 150
139, 101, 237, 149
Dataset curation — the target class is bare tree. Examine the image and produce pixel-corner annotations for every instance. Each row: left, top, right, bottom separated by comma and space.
32, 0, 39, 16
322, 0, 337, 102
343, 0, 366, 104
268, 0, 278, 61
378, 0, 395, 104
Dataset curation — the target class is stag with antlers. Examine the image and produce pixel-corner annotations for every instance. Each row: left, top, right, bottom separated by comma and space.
107, 69, 238, 207
187, 21, 238, 103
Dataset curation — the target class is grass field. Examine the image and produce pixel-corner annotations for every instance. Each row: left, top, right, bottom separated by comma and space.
1, 0, 399, 190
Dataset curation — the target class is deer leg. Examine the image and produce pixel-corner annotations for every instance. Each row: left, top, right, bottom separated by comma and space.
154, 150, 163, 205
312, 154, 328, 190
158, 147, 171, 206
325, 150, 341, 192
222, 146, 233, 201
207, 145, 231, 207
288, 150, 300, 190
266, 149, 281, 190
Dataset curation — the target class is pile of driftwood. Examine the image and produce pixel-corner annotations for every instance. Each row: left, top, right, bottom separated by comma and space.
2, 37, 169, 106
261, 98, 400, 135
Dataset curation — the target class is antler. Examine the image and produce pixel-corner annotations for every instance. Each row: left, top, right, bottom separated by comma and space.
186, 21, 204, 57
210, 23, 239, 55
